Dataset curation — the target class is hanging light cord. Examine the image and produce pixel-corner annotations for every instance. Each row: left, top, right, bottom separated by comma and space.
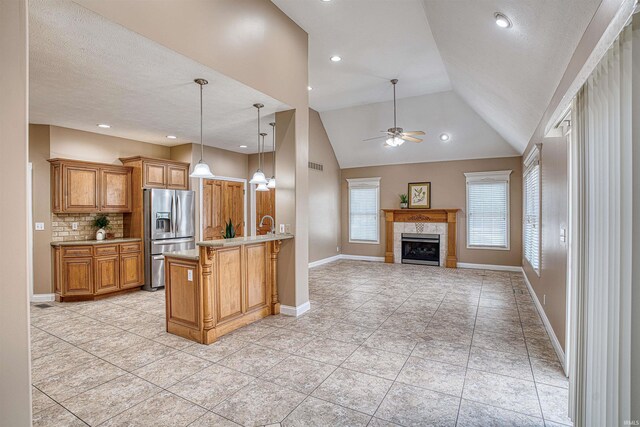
271, 124, 276, 177
200, 82, 204, 162
257, 106, 262, 170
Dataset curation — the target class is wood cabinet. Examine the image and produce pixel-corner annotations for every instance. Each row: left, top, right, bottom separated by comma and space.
49, 159, 132, 214
53, 240, 143, 301
120, 156, 190, 190
256, 188, 275, 235
164, 237, 290, 345
202, 179, 244, 240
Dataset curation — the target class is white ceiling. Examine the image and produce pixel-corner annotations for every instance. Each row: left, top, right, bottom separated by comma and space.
271, 0, 451, 112
422, 0, 602, 153
322, 90, 519, 169
29, 0, 290, 154
273, 0, 602, 166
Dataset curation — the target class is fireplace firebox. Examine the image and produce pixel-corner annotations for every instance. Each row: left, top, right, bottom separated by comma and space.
401, 233, 440, 266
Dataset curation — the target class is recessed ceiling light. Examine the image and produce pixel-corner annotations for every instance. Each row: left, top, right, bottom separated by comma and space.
307, 86, 313, 91
330, 55, 342, 62
166, 135, 177, 139
439, 133, 450, 142
239, 145, 248, 148
321, 0, 331, 2
494, 12, 512, 29
97, 124, 111, 128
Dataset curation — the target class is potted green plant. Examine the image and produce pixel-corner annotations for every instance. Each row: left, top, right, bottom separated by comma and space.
93, 214, 110, 241
221, 218, 237, 239
399, 193, 409, 209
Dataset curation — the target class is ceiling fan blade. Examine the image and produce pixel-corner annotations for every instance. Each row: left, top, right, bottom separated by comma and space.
402, 131, 425, 136
401, 135, 423, 143
362, 135, 388, 142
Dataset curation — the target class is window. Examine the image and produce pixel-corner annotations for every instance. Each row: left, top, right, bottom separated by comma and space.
348, 177, 380, 243
465, 170, 512, 250
524, 145, 541, 273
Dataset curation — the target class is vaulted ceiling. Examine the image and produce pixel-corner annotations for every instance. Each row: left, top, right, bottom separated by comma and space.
272, 0, 602, 168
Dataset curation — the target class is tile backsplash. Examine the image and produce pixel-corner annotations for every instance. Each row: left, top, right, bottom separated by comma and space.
51, 213, 124, 242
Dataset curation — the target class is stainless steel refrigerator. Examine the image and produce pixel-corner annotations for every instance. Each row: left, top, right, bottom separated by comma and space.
143, 189, 195, 291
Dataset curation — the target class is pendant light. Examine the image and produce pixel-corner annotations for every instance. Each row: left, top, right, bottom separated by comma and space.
189, 78, 215, 179
249, 103, 268, 185
267, 122, 276, 189
256, 132, 269, 192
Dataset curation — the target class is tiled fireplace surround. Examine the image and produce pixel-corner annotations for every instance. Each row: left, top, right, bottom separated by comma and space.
393, 222, 448, 267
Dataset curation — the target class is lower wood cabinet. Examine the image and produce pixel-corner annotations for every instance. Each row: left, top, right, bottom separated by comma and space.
53, 241, 143, 301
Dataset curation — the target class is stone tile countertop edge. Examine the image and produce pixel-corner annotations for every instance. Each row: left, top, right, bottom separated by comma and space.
196, 233, 294, 248
162, 249, 200, 261
50, 237, 142, 246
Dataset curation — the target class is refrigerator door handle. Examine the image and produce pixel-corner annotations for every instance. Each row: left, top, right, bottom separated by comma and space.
171, 194, 176, 235
176, 195, 181, 235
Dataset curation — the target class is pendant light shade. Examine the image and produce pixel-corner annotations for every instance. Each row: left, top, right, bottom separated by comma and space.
250, 104, 268, 185
256, 182, 269, 192
267, 178, 276, 189
190, 78, 215, 179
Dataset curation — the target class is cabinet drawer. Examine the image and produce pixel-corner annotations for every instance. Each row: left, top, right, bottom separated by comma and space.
62, 246, 93, 257
94, 245, 119, 256
119, 242, 142, 253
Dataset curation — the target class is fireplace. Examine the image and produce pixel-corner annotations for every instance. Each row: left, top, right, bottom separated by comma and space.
401, 233, 440, 266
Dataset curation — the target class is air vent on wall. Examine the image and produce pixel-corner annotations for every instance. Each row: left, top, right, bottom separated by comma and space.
308, 161, 324, 172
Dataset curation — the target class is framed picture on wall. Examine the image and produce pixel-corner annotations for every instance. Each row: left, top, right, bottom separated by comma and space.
408, 182, 431, 209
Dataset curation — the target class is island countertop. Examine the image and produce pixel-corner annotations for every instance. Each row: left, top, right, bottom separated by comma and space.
196, 233, 294, 248
51, 237, 142, 246
162, 249, 200, 260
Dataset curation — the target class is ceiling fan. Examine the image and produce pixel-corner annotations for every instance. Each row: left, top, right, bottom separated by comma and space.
363, 79, 425, 147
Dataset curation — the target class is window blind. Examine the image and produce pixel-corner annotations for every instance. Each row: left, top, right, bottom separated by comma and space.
348, 179, 379, 243
466, 177, 509, 249
524, 163, 541, 272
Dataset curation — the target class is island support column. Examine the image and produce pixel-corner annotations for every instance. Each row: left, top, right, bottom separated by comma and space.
270, 240, 281, 314
200, 246, 216, 343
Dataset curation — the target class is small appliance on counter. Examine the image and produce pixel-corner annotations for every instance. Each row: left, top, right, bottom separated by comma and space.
143, 188, 195, 291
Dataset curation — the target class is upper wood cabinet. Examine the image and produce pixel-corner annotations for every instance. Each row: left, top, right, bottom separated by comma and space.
49, 159, 132, 214
120, 156, 190, 190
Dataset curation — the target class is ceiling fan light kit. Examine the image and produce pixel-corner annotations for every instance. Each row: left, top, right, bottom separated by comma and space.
189, 78, 215, 179
363, 79, 425, 148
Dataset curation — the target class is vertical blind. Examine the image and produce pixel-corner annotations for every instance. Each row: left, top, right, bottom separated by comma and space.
349, 180, 379, 242
524, 161, 541, 272
467, 180, 509, 248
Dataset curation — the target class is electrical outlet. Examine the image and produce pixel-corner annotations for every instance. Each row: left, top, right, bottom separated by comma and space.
336, 246, 340, 253
187, 270, 193, 281
72, 222, 79, 230
35, 222, 45, 231
560, 227, 566, 242
543, 294, 546, 305
285, 224, 291, 234
279, 224, 285, 233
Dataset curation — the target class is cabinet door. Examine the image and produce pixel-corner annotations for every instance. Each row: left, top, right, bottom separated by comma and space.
167, 164, 189, 190
215, 247, 243, 323
166, 259, 200, 329
94, 255, 119, 294
223, 181, 244, 237
62, 257, 93, 296
256, 188, 275, 235
101, 168, 132, 212
245, 244, 268, 312
203, 179, 224, 240
143, 161, 167, 188
120, 252, 143, 289
63, 165, 100, 212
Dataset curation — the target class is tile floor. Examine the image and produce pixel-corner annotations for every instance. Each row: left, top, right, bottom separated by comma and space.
30, 260, 571, 426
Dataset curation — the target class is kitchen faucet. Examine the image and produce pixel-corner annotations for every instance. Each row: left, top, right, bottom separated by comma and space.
259, 215, 275, 234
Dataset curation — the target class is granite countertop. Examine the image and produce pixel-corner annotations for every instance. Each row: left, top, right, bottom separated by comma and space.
197, 233, 294, 248
51, 237, 142, 247
162, 249, 200, 261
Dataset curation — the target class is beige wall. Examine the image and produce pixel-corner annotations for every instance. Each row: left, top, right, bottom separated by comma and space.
308, 109, 341, 263
76, 0, 310, 309
30, 125, 52, 296
341, 156, 523, 266
522, 138, 568, 351
0, 0, 32, 423
632, 15, 640, 418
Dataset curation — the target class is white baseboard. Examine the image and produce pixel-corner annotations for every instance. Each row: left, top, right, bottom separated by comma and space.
308, 255, 342, 268
339, 254, 385, 262
457, 262, 522, 272
280, 301, 311, 317
31, 293, 55, 303
522, 269, 567, 373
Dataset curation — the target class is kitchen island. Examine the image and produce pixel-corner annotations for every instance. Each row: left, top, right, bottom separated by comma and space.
163, 234, 294, 344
